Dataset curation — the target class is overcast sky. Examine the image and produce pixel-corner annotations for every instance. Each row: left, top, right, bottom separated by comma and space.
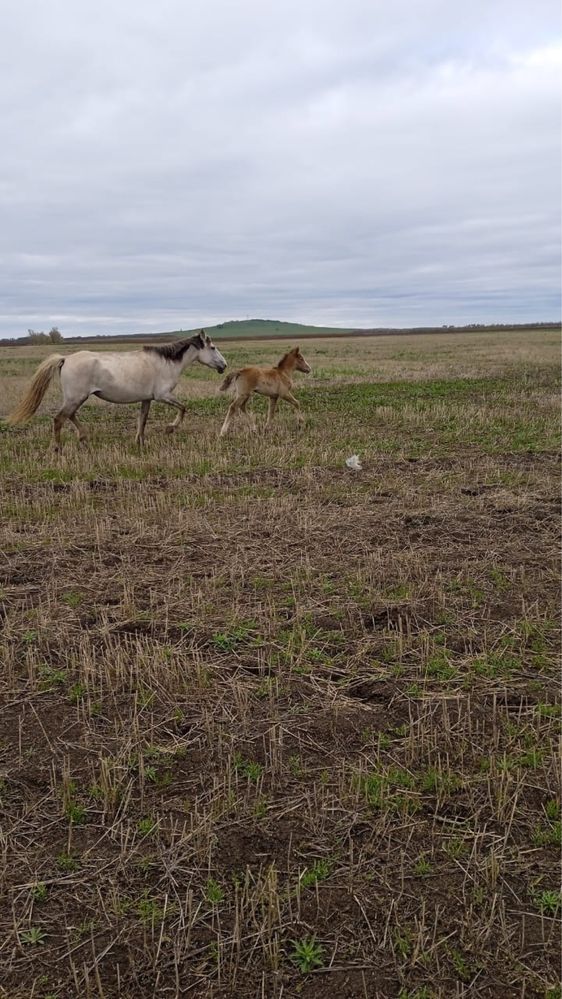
1, 0, 560, 338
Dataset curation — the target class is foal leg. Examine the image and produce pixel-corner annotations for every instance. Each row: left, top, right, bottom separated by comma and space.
283, 391, 304, 427
159, 395, 186, 434
135, 400, 151, 446
265, 397, 278, 429
238, 395, 256, 432
219, 401, 237, 438
220, 394, 245, 437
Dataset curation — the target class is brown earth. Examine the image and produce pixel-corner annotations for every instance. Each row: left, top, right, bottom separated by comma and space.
0, 334, 560, 998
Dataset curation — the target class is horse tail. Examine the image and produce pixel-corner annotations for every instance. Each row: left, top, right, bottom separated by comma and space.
7, 354, 65, 424
219, 371, 238, 392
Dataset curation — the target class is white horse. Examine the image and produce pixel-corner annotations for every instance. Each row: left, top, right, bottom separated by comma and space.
7, 331, 227, 449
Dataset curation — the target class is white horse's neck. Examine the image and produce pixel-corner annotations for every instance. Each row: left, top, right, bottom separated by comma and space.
146, 344, 200, 392
177, 345, 199, 372
153, 344, 199, 376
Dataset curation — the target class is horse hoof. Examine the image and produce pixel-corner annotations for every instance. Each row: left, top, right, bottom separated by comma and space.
164, 426, 175, 435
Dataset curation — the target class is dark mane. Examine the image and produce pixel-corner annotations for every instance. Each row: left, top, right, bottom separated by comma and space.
144, 333, 204, 362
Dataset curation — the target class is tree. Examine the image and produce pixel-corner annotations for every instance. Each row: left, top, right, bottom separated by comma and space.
26, 327, 63, 344
27, 329, 49, 344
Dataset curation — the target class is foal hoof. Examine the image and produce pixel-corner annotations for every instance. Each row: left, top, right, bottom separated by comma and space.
164, 425, 175, 435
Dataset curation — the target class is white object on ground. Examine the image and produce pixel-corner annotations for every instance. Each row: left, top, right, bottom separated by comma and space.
345, 454, 362, 471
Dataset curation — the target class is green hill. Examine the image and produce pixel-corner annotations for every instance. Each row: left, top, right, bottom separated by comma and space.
173, 319, 354, 339
54, 319, 353, 345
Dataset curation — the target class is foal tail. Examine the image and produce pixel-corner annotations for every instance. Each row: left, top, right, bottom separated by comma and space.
7, 353, 65, 424
219, 371, 239, 393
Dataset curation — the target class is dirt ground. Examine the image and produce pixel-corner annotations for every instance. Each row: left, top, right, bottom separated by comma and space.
0, 330, 560, 998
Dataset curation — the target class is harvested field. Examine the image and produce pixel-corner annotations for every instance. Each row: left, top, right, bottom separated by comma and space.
0, 329, 560, 998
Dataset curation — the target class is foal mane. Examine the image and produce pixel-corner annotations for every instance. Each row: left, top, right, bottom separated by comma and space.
276, 348, 297, 369
144, 333, 204, 362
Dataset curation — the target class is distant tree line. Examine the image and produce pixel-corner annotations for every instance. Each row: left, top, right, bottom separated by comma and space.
25, 327, 63, 344
0, 320, 560, 347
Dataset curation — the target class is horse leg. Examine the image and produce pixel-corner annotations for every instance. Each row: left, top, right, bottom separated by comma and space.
67, 402, 89, 444
136, 400, 151, 446
53, 398, 88, 451
283, 391, 304, 427
265, 397, 278, 429
53, 410, 67, 451
159, 395, 186, 434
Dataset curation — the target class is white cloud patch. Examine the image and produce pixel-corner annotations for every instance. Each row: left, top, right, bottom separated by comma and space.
0, 0, 560, 337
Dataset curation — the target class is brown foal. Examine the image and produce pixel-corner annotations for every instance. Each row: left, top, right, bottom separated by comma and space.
219, 346, 311, 437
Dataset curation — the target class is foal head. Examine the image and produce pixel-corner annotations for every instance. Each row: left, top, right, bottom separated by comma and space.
279, 346, 312, 374
194, 331, 227, 373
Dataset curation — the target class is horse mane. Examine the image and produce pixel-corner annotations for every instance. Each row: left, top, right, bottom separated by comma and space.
144, 333, 204, 362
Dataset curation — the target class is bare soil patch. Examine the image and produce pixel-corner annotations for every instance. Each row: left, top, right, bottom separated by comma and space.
0, 337, 559, 998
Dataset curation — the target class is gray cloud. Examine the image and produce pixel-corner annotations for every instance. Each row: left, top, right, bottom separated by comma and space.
1, 0, 560, 337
